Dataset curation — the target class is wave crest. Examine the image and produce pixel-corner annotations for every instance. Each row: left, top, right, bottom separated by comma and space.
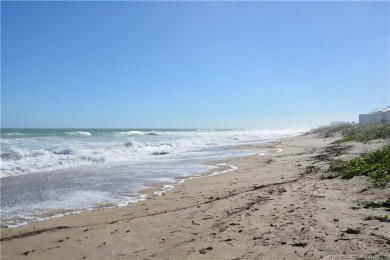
53, 148, 75, 155
64, 131, 91, 136
1, 147, 25, 161
3, 133, 26, 136
115, 131, 159, 137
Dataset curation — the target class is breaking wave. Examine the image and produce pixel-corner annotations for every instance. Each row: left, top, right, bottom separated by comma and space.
1, 147, 25, 160
64, 131, 91, 136
3, 133, 26, 136
0, 129, 304, 177
114, 131, 159, 137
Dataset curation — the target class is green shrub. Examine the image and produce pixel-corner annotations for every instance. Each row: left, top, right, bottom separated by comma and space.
364, 215, 389, 222
328, 146, 390, 186
362, 199, 390, 209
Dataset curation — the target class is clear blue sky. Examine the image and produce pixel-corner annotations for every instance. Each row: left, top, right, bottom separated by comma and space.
1, 1, 389, 129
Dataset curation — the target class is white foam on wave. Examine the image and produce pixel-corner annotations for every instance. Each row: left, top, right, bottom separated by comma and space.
0, 129, 304, 177
53, 148, 75, 155
64, 131, 91, 136
0, 147, 25, 160
208, 163, 238, 176
114, 131, 159, 137
3, 133, 26, 136
154, 185, 175, 196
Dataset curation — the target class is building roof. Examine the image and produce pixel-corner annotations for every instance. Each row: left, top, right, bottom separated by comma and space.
369, 106, 390, 114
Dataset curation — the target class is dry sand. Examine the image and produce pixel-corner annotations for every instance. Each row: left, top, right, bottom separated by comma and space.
1, 133, 389, 259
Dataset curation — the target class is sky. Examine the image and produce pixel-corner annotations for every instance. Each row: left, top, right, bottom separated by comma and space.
1, 1, 389, 129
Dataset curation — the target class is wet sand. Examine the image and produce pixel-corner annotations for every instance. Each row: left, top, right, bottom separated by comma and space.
1, 133, 389, 259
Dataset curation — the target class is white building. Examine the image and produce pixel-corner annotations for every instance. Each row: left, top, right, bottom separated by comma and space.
359, 107, 390, 125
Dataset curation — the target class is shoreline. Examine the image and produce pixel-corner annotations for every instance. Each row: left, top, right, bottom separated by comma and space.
1, 133, 281, 229
1, 133, 389, 259
1, 145, 263, 229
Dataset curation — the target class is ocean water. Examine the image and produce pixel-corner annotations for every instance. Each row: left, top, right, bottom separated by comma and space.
0, 128, 302, 227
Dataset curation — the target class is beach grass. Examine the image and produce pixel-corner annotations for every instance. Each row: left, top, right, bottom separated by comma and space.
333, 123, 390, 144
312, 123, 390, 143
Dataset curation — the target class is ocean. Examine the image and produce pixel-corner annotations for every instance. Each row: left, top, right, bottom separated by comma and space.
0, 128, 302, 227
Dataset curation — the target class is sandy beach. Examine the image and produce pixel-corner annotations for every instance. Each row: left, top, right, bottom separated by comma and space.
1, 133, 389, 259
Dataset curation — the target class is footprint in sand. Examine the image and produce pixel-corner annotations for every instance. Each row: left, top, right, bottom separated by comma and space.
98, 242, 106, 248
199, 247, 213, 254
56, 237, 70, 243
22, 250, 35, 256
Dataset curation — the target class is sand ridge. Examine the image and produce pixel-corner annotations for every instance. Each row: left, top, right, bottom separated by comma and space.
1, 134, 389, 259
